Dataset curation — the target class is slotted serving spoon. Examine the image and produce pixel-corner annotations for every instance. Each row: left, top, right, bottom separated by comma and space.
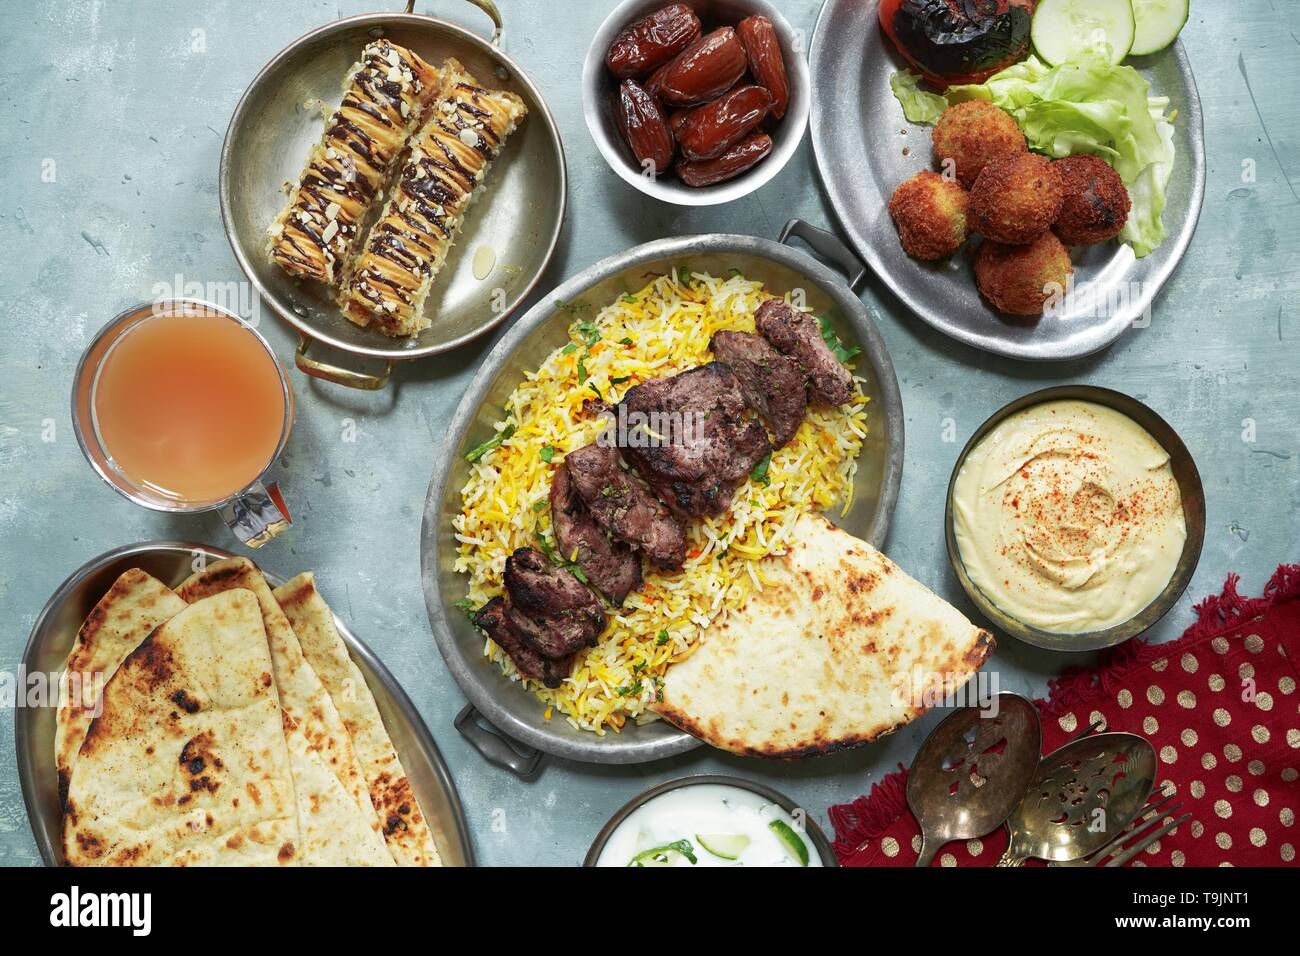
997, 732, 1157, 867
906, 693, 1042, 867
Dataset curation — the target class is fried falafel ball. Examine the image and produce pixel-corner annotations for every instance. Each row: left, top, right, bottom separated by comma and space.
974, 233, 1074, 316
969, 152, 1064, 245
932, 100, 1027, 188
888, 171, 970, 260
1052, 154, 1132, 246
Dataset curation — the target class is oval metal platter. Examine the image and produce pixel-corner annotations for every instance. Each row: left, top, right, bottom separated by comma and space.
220, 7, 566, 371
422, 227, 904, 766
809, 0, 1206, 361
16, 542, 475, 867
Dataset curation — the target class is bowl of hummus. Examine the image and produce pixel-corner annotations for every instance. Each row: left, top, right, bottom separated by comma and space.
945, 386, 1205, 652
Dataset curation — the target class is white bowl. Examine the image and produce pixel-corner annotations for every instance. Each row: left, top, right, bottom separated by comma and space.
582, 0, 810, 206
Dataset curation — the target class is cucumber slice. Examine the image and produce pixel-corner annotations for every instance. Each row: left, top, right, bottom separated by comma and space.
1032, 0, 1136, 67
768, 820, 810, 867
696, 832, 752, 860
627, 839, 697, 867
1130, 0, 1189, 56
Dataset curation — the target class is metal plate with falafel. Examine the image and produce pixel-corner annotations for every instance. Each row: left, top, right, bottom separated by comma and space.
810, 0, 1204, 361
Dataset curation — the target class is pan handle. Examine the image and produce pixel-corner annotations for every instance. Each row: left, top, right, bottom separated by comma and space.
405, 0, 504, 46
295, 336, 393, 390
455, 703, 544, 779
778, 218, 868, 291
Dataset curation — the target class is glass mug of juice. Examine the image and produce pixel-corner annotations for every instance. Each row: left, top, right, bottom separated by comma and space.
72, 299, 295, 547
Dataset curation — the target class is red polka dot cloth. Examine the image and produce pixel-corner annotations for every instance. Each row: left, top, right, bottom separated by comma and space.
829, 566, 1300, 867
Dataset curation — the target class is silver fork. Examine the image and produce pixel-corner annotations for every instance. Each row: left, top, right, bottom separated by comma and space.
1051, 788, 1191, 867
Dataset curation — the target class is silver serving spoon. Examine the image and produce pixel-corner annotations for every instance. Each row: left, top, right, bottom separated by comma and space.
905, 693, 1042, 867
996, 731, 1157, 866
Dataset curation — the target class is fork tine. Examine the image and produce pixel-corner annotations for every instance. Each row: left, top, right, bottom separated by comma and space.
1071, 719, 1106, 741
1104, 813, 1193, 868
1082, 796, 1182, 867
1139, 789, 1180, 818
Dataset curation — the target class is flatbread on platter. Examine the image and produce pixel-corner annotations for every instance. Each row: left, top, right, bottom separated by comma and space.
56, 569, 187, 802
179, 557, 393, 866
63, 590, 299, 866
656, 513, 995, 758
274, 572, 441, 866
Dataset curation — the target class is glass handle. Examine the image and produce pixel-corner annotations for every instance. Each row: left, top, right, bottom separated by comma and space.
220, 479, 291, 548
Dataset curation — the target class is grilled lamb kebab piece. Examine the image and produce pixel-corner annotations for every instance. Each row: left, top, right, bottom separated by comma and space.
753, 299, 855, 407
473, 597, 575, 689
549, 465, 642, 604
709, 330, 807, 448
564, 443, 687, 570
502, 547, 606, 660
616, 363, 770, 517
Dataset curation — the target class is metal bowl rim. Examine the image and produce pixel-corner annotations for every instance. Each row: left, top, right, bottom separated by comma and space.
580, 773, 839, 866
15, 539, 476, 867
808, 0, 1206, 361
580, 0, 812, 207
943, 384, 1207, 652
218, 11, 568, 361
422, 230, 904, 763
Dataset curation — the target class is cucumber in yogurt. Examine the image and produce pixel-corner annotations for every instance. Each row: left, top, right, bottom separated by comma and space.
1032, 0, 1136, 66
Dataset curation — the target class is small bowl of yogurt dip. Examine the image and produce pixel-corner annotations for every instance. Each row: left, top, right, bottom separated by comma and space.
945, 385, 1205, 653
584, 775, 836, 867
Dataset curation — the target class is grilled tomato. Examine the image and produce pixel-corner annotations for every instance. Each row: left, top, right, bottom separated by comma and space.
879, 0, 1036, 87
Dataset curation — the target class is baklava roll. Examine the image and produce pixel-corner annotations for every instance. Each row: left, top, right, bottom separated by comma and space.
342, 58, 528, 337
268, 40, 440, 286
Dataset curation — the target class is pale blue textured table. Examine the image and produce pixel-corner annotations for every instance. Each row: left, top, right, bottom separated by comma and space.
0, 1, 1297, 866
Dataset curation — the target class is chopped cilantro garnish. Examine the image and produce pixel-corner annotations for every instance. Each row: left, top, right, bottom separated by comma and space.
619, 337, 634, 346
750, 453, 771, 486
554, 299, 587, 315
453, 598, 477, 621
534, 533, 588, 584
574, 321, 601, 346
532, 500, 547, 513
616, 681, 644, 697
610, 375, 631, 385
818, 315, 861, 363
464, 423, 515, 463
561, 342, 578, 355
656, 630, 670, 646
675, 266, 692, 285
540, 445, 555, 463
577, 353, 588, 385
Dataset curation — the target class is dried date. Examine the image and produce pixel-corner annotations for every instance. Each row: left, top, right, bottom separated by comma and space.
605, 4, 701, 80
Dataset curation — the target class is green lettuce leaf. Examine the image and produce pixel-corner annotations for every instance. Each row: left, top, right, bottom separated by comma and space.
889, 70, 948, 125
890, 57, 1176, 257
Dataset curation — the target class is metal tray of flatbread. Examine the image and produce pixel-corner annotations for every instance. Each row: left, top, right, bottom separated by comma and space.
17, 541, 474, 867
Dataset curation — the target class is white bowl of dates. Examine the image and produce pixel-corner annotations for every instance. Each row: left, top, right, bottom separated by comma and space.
583, 0, 810, 206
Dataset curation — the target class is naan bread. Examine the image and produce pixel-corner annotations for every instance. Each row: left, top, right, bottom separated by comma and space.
179, 558, 392, 866
656, 513, 995, 758
63, 590, 300, 866
274, 573, 441, 866
56, 569, 187, 802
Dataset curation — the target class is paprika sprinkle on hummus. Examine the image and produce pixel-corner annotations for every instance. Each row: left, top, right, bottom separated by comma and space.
952, 399, 1186, 634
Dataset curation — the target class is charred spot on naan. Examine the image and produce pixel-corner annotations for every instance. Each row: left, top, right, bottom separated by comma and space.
180, 731, 223, 793
79, 628, 173, 757
378, 777, 425, 836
